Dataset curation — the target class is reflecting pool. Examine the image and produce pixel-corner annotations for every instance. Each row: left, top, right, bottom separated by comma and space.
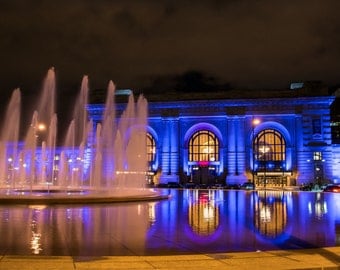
0, 189, 339, 256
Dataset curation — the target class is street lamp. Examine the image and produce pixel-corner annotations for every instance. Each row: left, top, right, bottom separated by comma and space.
35, 122, 47, 185
252, 118, 260, 188
37, 123, 46, 132
35, 123, 47, 147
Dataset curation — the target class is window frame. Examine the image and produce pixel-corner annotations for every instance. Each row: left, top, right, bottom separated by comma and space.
189, 130, 219, 162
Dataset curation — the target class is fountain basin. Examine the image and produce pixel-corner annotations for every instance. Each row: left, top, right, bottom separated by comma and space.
0, 188, 169, 204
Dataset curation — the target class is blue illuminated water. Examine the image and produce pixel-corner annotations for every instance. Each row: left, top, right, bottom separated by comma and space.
0, 189, 339, 256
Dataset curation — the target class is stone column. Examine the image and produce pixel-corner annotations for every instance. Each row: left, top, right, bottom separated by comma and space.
160, 109, 179, 183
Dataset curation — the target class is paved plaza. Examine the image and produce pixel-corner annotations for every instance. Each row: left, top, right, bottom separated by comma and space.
0, 247, 339, 270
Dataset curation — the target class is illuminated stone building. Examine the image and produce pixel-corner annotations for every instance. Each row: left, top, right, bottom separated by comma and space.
88, 84, 339, 187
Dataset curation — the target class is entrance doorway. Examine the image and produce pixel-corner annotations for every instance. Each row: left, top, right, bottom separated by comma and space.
189, 163, 217, 187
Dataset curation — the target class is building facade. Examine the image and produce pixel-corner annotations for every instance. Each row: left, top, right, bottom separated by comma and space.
88, 86, 339, 188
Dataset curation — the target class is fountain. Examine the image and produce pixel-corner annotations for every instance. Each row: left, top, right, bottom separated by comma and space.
0, 68, 168, 204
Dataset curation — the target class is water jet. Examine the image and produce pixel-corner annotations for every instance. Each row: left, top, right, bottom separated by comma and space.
0, 68, 168, 204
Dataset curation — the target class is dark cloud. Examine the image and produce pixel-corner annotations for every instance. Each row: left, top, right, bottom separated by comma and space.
0, 0, 340, 101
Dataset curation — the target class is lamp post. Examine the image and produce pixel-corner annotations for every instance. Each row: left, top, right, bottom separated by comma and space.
35, 122, 47, 186
252, 118, 260, 189
36, 123, 47, 146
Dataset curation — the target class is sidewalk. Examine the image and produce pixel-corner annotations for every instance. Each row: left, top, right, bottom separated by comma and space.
0, 247, 339, 270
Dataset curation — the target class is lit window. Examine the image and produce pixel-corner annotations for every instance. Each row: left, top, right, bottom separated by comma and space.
189, 130, 219, 162
255, 129, 285, 161
146, 133, 156, 162
313, 152, 322, 161
254, 129, 286, 171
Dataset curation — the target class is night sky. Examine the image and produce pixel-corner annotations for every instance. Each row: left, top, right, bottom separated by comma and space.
1, 0, 340, 102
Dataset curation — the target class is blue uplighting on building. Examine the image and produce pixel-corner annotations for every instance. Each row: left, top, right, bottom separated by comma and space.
88, 86, 339, 187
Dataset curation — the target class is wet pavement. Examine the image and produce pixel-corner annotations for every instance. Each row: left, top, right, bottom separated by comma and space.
0, 247, 339, 269
0, 189, 339, 269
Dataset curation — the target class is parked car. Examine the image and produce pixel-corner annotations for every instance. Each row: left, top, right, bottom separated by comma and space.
183, 183, 198, 189
299, 183, 314, 191
208, 183, 224, 189
167, 182, 183, 188
240, 182, 255, 190
323, 184, 340, 193
225, 183, 240, 190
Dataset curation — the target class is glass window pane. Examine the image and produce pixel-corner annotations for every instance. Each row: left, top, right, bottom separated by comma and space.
189, 130, 219, 162
254, 129, 286, 170
146, 133, 155, 162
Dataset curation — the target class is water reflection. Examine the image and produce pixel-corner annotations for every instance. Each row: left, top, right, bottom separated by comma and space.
188, 190, 219, 236
308, 193, 328, 219
254, 191, 287, 238
0, 190, 339, 256
29, 205, 45, 254
148, 202, 157, 226
336, 223, 340, 246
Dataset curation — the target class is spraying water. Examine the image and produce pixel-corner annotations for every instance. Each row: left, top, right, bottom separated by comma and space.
0, 68, 150, 196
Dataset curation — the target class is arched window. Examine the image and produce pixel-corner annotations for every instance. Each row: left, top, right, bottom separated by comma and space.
189, 130, 219, 162
254, 129, 285, 171
146, 133, 156, 163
